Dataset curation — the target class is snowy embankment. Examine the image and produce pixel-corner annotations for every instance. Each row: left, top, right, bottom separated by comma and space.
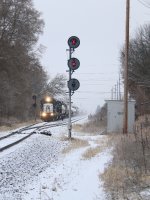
0, 119, 112, 200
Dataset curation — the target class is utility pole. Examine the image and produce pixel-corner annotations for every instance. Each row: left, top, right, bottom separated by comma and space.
119, 74, 121, 100
117, 81, 119, 100
115, 84, 117, 100
123, 0, 130, 134
111, 88, 113, 100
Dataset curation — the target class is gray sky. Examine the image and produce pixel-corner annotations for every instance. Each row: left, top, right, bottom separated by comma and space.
33, 0, 150, 113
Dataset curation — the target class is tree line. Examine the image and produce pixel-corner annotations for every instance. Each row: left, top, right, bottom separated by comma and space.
120, 24, 150, 115
90, 23, 150, 125
101, 24, 150, 199
0, 0, 66, 124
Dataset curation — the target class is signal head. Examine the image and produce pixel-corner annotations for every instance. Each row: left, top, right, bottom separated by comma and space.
68, 58, 80, 71
68, 36, 80, 49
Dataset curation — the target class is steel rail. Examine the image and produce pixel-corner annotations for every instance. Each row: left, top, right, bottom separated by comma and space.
0, 122, 48, 141
0, 120, 67, 152
0, 132, 34, 152
0, 116, 86, 152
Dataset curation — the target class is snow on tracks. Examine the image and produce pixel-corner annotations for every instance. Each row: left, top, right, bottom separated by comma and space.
0, 134, 67, 200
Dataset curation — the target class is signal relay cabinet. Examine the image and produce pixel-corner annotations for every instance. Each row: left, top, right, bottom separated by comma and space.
106, 100, 135, 133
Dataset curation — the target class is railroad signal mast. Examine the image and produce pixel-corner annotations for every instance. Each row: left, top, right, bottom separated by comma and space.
67, 36, 80, 138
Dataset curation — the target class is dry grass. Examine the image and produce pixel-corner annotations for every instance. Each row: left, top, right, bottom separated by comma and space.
73, 122, 105, 135
140, 174, 150, 187
0, 120, 41, 132
101, 165, 141, 200
61, 136, 89, 154
82, 136, 111, 160
95, 135, 112, 148
101, 165, 137, 190
82, 146, 102, 160
73, 124, 83, 132
101, 116, 150, 199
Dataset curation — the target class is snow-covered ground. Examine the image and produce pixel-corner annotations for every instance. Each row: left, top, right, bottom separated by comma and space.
0, 119, 112, 200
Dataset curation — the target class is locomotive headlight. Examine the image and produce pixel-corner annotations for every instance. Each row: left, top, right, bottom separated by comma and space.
41, 112, 47, 117
45, 96, 51, 103
51, 113, 54, 116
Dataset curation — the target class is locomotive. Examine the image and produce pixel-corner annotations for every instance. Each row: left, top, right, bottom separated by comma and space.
40, 96, 68, 122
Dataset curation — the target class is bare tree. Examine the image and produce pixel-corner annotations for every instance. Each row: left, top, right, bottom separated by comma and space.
43, 74, 67, 99
0, 0, 46, 122
120, 24, 150, 114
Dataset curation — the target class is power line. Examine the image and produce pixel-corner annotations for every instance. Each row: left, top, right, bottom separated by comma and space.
76, 79, 118, 81
75, 72, 119, 75
80, 84, 105, 85
137, 0, 150, 8
76, 91, 115, 94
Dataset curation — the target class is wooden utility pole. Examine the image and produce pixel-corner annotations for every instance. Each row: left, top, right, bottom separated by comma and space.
123, 0, 130, 134
115, 84, 117, 100
111, 88, 113, 100
117, 81, 119, 100
119, 74, 121, 100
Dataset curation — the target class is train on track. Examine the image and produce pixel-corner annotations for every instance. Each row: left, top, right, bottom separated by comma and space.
40, 96, 69, 122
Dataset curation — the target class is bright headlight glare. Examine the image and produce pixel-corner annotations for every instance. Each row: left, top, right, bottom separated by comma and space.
45, 96, 51, 103
41, 112, 47, 117
51, 113, 54, 116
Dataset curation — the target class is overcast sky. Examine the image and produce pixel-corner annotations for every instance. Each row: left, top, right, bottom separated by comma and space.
33, 0, 150, 113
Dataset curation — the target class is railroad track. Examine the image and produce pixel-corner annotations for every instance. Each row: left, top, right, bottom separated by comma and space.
0, 120, 64, 152
0, 122, 45, 141
0, 116, 86, 153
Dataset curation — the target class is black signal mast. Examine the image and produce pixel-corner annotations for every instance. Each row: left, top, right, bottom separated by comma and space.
67, 36, 80, 138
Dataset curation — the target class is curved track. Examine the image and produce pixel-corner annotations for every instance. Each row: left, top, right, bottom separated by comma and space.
0, 122, 46, 141
0, 116, 86, 153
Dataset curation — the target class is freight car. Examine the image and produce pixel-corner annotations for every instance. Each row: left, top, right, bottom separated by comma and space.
40, 96, 68, 122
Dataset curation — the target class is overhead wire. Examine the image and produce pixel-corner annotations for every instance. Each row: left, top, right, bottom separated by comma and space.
80, 78, 117, 80
137, 0, 150, 8
75, 72, 118, 75
76, 91, 113, 94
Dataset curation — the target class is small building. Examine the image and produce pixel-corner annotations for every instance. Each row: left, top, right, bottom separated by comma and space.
106, 100, 135, 133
